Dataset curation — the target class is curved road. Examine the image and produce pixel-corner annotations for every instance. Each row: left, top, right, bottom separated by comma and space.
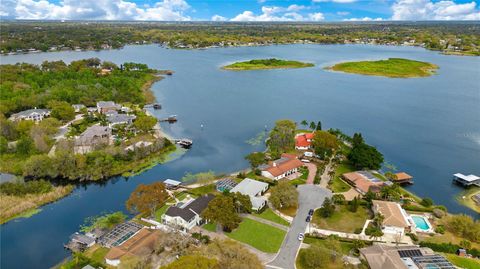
267, 185, 332, 269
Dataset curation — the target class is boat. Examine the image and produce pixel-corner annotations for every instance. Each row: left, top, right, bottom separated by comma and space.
175, 138, 193, 148
153, 103, 162, 109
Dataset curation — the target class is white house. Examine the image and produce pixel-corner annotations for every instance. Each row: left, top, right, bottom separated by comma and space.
295, 133, 314, 150
372, 200, 411, 237
260, 154, 304, 180
230, 178, 269, 211
9, 108, 50, 122
162, 194, 214, 231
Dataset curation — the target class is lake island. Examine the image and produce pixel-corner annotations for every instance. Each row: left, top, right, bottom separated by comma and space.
223, 58, 314, 70
327, 58, 438, 78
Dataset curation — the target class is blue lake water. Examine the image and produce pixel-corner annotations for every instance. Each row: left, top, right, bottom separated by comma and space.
1, 44, 479, 269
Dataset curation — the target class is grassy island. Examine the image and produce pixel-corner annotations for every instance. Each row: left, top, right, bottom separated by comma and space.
327, 58, 438, 78
223, 58, 314, 70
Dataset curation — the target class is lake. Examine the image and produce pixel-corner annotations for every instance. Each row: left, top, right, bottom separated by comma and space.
1, 44, 479, 269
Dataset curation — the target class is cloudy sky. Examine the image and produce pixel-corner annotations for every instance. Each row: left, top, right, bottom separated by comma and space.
1, 0, 479, 21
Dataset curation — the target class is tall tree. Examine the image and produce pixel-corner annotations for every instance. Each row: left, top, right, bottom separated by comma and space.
232, 192, 252, 214
267, 119, 296, 158
352, 133, 364, 147
316, 121, 322, 131
202, 195, 241, 232
300, 120, 308, 128
48, 100, 75, 122
309, 121, 316, 130
126, 182, 169, 216
348, 143, 384, 170
133, 114, 157, 133
311, 130, 339, 158
244, 152, 266, 169
269, 179, 298, 209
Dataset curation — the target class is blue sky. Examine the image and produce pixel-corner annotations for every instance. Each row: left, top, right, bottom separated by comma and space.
1, 0, 479, 21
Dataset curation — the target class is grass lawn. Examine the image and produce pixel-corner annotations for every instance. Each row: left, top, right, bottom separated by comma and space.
253, 208, 290, 226
296, 249, 344, 269
456, 187, 480, 213
223, 59, 314, 70
290, 178, 307, 186
202, 222, 217, 232
154, 204, 170, 222
87, 246, 109, 265
303, 236, 355, 255
312, 205, 370, 233
226, 218, 286, 253
419, 231, 480, 250
328, 58, 438, 78
329, 162, 354, 193
445, 253, 480, 269
187, 184, 217, 196
278, 206, 297, 217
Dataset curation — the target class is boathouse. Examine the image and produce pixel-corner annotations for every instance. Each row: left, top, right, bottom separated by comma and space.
453, 173, 480, 187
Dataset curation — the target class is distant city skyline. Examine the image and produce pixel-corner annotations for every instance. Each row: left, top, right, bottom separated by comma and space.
0, 0, 479, 22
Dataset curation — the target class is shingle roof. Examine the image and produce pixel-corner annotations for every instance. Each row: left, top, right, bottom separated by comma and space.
372, 200, 409, 228
107, 114, 136, 124
264, 158, 304, 177
230, 178, 268, 197
164, 194, 215, 222
394, 172, 413, 181
11, 108, 50, 118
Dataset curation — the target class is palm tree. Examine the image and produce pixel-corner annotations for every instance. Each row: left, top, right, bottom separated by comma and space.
309, 121, 316, 130
301, 120, 308, 128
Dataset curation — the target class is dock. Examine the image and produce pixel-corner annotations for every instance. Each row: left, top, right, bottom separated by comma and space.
453, 173, 480, 187
159, 115, 177, 123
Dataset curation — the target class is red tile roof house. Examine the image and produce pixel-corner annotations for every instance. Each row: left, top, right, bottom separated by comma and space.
260, 154, 304, 180
342, 171, 385, 195
295, 133, 315, 150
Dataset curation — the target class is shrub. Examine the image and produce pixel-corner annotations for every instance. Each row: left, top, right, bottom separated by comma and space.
354, 228, 362, 234
420, 197, 433, 207
435, 225, 445, 234
432, 208, 445, 218
0, 180, 53, 196
406, 233, 418, 242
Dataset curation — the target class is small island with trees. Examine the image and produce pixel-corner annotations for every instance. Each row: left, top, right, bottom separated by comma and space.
327, 58, 438, 78
223, 58, 314, 70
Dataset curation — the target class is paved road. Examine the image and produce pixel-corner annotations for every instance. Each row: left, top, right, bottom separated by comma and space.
304, 163, 317, 185
319, 156, 335, 188
267, 185, 332, 269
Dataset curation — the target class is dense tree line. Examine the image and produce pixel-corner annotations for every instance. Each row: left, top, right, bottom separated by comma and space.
0, 179, 53, 196
1, 22, 479, 55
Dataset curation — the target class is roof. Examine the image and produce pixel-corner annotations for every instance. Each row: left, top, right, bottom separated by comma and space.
164, 179, 181, 186
264, 158, 304, 177
107, 114, 136, 124
70, 233, 95, 245
372, 200, 409, 228
97, 101, 117, 108
342, 171, 384, 193
295, 133, 314, 148
250, 196, 267, 209
453, 173, 480, 182
98, 221, 143, 248
11, 108, 50, 118
230, 178, 268, 197
105, 229, 160, 261
164, 194, 214, 222
394, 172, 413, 181
80, 125, 111, 139
216, 178, 237, 191
81, 265, 96, 269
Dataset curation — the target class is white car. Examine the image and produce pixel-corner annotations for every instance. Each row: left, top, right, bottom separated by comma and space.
297, 233, 304, 241
300, 159, 310, 163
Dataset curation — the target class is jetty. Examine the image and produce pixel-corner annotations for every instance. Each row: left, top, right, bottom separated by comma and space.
159, 115, 177, 123
453, 173, 480, 187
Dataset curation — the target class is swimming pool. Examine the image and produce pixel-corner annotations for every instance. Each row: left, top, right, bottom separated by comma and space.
412, 215, 432, 232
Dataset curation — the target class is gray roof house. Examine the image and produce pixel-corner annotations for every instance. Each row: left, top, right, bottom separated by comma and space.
9, 108, 50, 122
74, 125, 112, 154
162, 194, 215, 231
230, 178, 269, 211
97, 101, 120, 114
72, 104, 85, 113
107, 113, 136, 127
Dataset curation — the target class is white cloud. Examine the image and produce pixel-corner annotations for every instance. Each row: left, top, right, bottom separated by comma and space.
231, 5, 322, 21
344, 17, 383, 21
287, 4, 306, 12
336, 11, 350, 16
392, 0, 480, 20
8, 0, 191, 20
313, 0, 357, 3
308, 12, 325, 21
211, 14, 227, 21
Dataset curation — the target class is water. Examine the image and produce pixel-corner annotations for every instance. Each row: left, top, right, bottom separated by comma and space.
412, 215, 430, 231
1, 44, 479, 269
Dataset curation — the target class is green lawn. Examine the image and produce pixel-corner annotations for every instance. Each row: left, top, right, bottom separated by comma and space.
303, 236, 354, 255
329, 162, 354, 193
312, 205, 370, 233
372, 172, 387, 181
88, 246, 109, 265
202, 222, 217, 232
154, 204, 170, 222
328, 58, 438, 78
253, 208, 290, 226
187, 184, 217, 196
226, 218, 286, 253
223, 58, 314, 70
445, 253, 480, 269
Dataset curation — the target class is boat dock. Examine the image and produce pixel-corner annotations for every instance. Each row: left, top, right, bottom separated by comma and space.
159, 115, 177, 123
453, 173, 480, 187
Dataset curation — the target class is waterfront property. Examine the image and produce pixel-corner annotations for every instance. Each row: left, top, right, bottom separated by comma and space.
342, 171, 385, 195
105, 228, 160, 266
410, 215, 434, 233
97, 221, 143, 248
230, 178, 269, 211
106, 113, 136, 127
163, 179, 182, 189
393, 172, 413, 185
67, 232, 96, 251
260, 154, 304, 180
162, 194, 214, 231
295, 133, 314, 150
215, 178, 237, 192
97, 101, 121, 114
74, 125, 112, 154
8, 108, 50, 122
360, 244, 455, 269
372, 200, 411, 237
453, 173, 480, 187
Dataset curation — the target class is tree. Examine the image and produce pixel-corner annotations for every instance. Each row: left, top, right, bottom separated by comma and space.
23, 154, 58, 178
311, 130, 339, 158
385, 171, 397, 181
244, 152, 266, 169
161, 255, 219, 269
49, 100, 75, 122
16, 136, 34, 156
126, 182, 169, 216
133, 114, 157, 133
349, 197, 359, 212
232, 192, 252, 214
352, 133, 364, 147
205, 239, 263, 269
300, 120, 308, 128
299, 245, 331, 269
0, 136, 8, 154
459, 240, 472, 250
316, 121, 322, 131
318, 197, 335, 218
420, 197, 434, 207
332, 194, 346, 205
269, 180, 298, 209
201, 195, 241, 232
380, 183, 401, 201
267, 119, 296, 157
348, 143, 384, 170
309, 121, 316, 130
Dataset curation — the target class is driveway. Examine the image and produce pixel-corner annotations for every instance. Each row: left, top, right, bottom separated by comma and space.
266, 185, 332, 269
304, 163, 317, 184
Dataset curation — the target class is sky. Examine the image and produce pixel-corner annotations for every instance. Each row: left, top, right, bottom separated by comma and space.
0, 0, 479, 21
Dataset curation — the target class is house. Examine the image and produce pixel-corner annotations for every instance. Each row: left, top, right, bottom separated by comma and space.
393, 172, 413, 185
216, 178, 237, 192
163, 179, 182, 189
230, 178, 269, 211
72, 104, 85, 113
342, 171, 384, 195
371, 200, 411, 236
107, 113, 136, 127
360, 244, 455, 269
105, 228, 160, 267
68, 232, 96, 249
260, 154, 304, 180
74, 125, 112, 154
9, 108, 50, 122
97, 101, 120, 114
295, 133, 314, 150
453, 173, 480, 187
98, 221, 143, 248
162, 194, 215, 231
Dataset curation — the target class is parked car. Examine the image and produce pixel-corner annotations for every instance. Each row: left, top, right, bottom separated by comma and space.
300, 159, 310, 163
308, 209, 314, 216
298, 233, 304, 241
306, 215, 311, 222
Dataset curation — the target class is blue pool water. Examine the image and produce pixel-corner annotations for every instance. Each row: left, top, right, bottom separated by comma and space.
412, 216, 430, 230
